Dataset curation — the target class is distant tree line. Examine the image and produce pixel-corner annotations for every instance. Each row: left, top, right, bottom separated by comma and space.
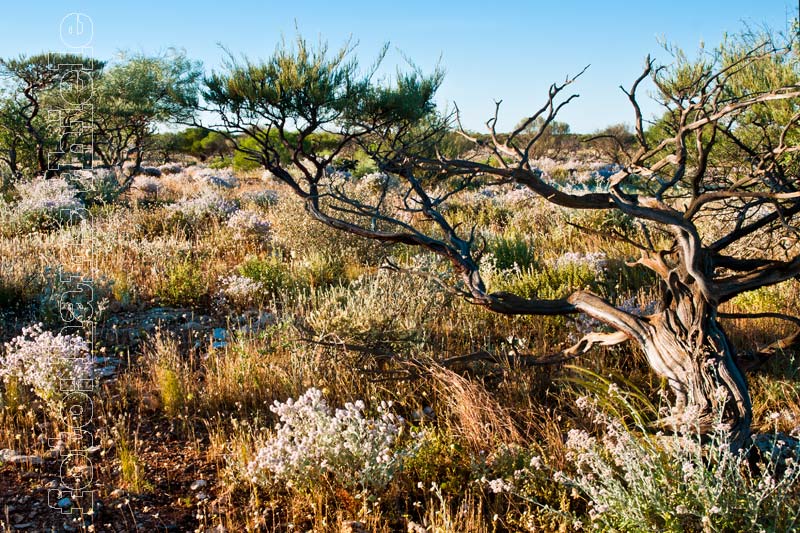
0, 48, 635, 190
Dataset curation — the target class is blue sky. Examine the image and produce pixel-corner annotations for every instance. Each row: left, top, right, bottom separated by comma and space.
0, 1, 796, 132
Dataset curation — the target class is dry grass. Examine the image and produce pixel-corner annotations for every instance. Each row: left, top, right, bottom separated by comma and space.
0, 164, 798, 531
430, 365, 523, 452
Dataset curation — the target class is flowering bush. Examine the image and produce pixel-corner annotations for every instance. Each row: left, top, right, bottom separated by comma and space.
218, 274, 266, 308
132, 174, 163, 197
474, 388, 800, 532
167, 191, 239, 224
354, 171, 399, 194
241, 189, 279, 209
14, 177, 84, 229
226, 209, 271, 239
185, 166, 238, 189
0, 324, 92, 407
69, 168, 125, 204
248, 387, 419, 493
553, 252, 608, 277
556, 393, 800, 532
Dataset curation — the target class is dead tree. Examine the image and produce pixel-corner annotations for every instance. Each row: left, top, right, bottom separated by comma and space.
203, 35, 800, 449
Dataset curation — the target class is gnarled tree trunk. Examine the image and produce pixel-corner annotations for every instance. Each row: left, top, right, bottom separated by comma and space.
639, 294, 752, 450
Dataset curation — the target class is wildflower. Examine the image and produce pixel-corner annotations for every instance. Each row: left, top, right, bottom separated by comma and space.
487, 478, 511, 494
167, 191, 238, 222
0, 324, 92, 406
553, 251, 608, 276
247, 388, 417, 493
219, 275, 265, 306
15, 177, 83, 223
226, 209, 271, 239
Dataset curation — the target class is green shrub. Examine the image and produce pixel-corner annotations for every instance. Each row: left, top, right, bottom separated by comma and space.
155, 259, 209, 307
486, 231, 538, 271
492, 262, 601, 300
236, 253, 295, 296
36, 266, 112, 325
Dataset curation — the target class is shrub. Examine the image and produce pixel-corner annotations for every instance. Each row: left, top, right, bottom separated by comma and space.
155, 259, 209, 307
132, 174, 163, 198
268, 194, 384, 265
557, 392, 800, 532
305, 269, 445, 344
0, 323, 92, 409
36, 266, 111, 325
293, 250, 348, 288
14, 177, 84, 230
241, 189, 279, 209
226, 209, 271, 240
486, 231, 538, 271
248, 387, 420, 493
236, 254, 294, 297
167, 190, 238, 225
218, 274, 267, 309
488, 257, 603, 300
69, 168, 125, 205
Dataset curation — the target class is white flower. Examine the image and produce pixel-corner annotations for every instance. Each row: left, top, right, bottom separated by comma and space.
226, 209, 271, 239
553, 251, 608, 276
167, 191, 238, 222
487, 478, 512, 494
219, 274, 265, 305
15, 177, 83, 221
247, 388, 419, 492
0, 324, 92, 406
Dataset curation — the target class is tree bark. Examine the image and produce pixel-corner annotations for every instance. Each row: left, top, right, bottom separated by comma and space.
641, 303, 752, 450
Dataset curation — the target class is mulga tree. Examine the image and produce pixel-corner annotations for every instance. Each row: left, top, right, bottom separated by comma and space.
203, 33, 800, 449
90, 50, 201, 177
0, 53, 101, 177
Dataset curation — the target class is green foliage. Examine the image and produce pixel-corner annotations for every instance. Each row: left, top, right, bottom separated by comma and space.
492, 262, 602, 300
401, 428, 473, 495
445, 200, 513, 231
114, 421, 153, 493
0, 53, 101, 176
204, 35, 443, 175
155, 258, 208, 307
92, 50, 201, 168
645, 27, 800, 193
486, 231, 538, 271
159, 127, 232, 163
236, 253, 294, 296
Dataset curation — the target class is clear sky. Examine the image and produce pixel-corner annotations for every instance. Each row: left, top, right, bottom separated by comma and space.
0, 1, 796, 133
